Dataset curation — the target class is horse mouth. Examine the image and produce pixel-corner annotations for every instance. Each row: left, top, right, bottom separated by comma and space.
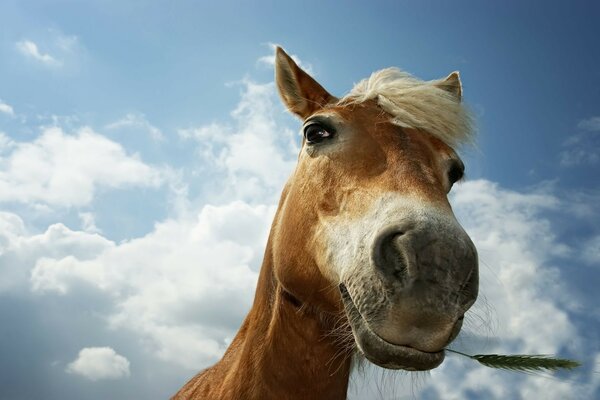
339, 284, 445, 371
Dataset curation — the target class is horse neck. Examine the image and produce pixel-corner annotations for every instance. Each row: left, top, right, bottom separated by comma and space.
174, 235, 352, 400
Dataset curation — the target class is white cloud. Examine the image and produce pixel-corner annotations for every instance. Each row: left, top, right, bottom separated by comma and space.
0, 100, 14, 116
0, 80, 294, 370
559, 147, 599, 166
0, 126, 162, 207
66, 347, 130, 381
106, 113, 165, 141
79, 212, 101, 234
53, 32, 80, 53
179, 80, 298, 202
28, 201, 274, 368
560, 116, 600, 166
0, 132, 14, 152
451, 180, 573, 350
0, 212, 113, 293
581, 235, 600, 266
16, 40, 60, 66
15, 31, 82, 68
1, 79, 290, 371
577, 116, 600, 132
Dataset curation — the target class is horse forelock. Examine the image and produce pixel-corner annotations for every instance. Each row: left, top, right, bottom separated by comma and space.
339, 68, 475, 149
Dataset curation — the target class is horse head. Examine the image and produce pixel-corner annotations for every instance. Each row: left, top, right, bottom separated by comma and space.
271, 47, 478, 371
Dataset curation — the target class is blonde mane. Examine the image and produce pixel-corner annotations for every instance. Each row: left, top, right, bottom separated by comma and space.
340, 68, 474, 148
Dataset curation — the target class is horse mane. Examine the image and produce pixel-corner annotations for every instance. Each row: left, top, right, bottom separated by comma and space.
339, 67, 475, 148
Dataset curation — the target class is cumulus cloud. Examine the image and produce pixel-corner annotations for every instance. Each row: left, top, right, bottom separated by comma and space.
179, 80, 299, 202
28, 201, 274, 368
0, 77, 294, 375
79, 212, 101, 234
0, 212, 113, 293
0, 100, 14, 116
16, 40, 60, 66
106, 113, 165, 141
0, 132, 14, 151
0, 126, 162, 207
66, 347, 130, 381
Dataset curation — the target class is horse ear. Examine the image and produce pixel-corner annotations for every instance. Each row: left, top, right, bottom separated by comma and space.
436, 71, 463, 102
275, 47, 336, 119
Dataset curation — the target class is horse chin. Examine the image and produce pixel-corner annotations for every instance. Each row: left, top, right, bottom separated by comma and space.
339, 284, 445, 371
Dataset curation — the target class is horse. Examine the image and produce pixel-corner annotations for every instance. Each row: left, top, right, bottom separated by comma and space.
172, 47, 478, 400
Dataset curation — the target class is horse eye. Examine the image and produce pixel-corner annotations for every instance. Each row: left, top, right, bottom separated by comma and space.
304, 123, 334, 144
447, 160, 465, 185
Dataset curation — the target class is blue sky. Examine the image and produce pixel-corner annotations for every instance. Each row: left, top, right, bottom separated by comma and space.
1, 1, 599, 399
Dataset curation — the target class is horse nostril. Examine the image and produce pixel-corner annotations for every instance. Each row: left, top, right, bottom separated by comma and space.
372, 227, 412, 282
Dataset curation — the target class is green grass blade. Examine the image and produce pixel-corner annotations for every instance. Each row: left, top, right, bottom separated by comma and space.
472, 354, 580, 372
446, 349, 581, 373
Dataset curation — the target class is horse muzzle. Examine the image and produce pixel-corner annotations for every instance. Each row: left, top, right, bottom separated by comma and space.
339, 210, 478, 370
